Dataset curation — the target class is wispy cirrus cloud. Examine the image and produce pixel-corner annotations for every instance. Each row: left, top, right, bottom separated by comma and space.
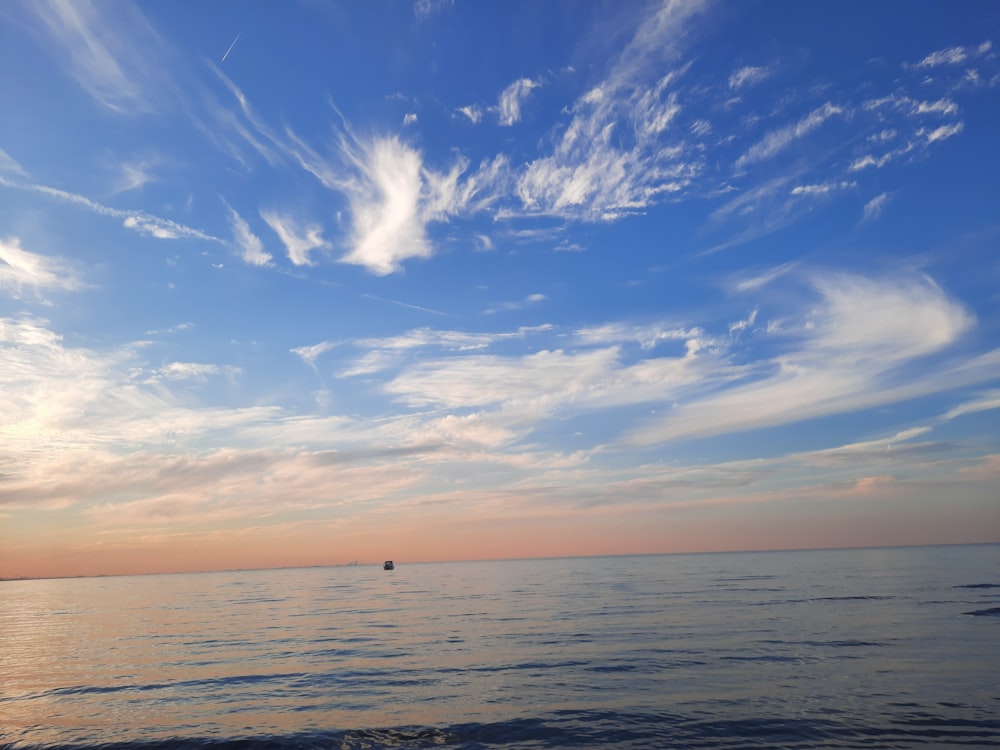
735, 102, 843, 170
0, 177, 223, 243
318, 130, 505, 275
18, 0, 165, 114
514, 68, 696, 220
0, 237, 84, 298
729, 63, 776, 90
455, 104, 483, 124
147, 362, 227, 382
109, 157, 160, 194
627, 272, 978, 445
483, 293, 547, 315
790, 180, 856, 197
506, 0, 715, 222
862, 192, 891, 222
224, 203, 272, 267
414, 0, 453, 19
0, 148, 27, 177
913, 42, 994, 69
292, 340, 341, 373
942, 389, 1000, 421
497, 78, 542, 126
260, 210, 330, 266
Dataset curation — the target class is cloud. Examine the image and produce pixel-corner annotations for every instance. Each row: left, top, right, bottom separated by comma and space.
0, 148, 27, 176
403, 113, 418, 127
361, 294, 449, 317
790, 181, 855, 196
340, 326, 550, 377
731, 262, 797, 293
324, 130, 505, 275
456, 105, 483, 124
110, 158, 159, 194
225, 203, 272, 267
729, 64, 775, 89
337, 136, 431, 274
0, 237, 84, 297
942, 390, 1000, 421
483, 293, 547, 314
414, 0, 453, 19
508, 0, 709, 222
292, 340, 340, 370
626, 272, 976, 445
498, 78, 542, 126
728, 308, 758, 335
916, 46, 968, 68
260, 210, 330, 266
923, 122, 964, 143
12, 180, 223, 243
862, 192, 891, 222
150, 362, 224, 382
515, 68, 696, 220
735, 102, 843, 169
574, 322, 699, 349
20, 0, 165, 114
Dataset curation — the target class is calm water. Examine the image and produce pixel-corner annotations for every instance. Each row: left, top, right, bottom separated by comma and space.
1, 545, 999, 749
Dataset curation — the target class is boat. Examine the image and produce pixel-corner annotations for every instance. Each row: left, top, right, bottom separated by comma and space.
383, 560, 394, 570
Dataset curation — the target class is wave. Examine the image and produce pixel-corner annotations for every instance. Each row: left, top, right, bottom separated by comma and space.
4, 709, 999, 750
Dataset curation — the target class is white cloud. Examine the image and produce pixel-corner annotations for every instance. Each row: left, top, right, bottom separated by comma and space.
503, 1, 710, 221
917, 46, 968, 68
225, 204, 272, 267
110, 158, 159, 194
915, 98, 958, 116
574, 322, 699, 350
260, 210, 330, 266
19, 181, 223, 243
627, 272, 976, 445
790, 181, 855, 196
729, 64, 775, 89
403, 113, 418, 127
862, 192, 891, 222
340, 326, 551, 377
326, 132, 505, 275
292, 340, 340, 370
456, 105, 483, 124
732, 262, 797, 293
0, 148, 27, 176
414, 0, 453, 19
483, 292, 547, 315
0, 237, 84, 297
337, 136, 430, 275
690, 119, 712, 137
942, 390, 1000, 421
923, 122, 964, 143
153, 362, 223, 381
728, 308, 758, 335
735, 102, 843, 169
515, 68, 696, 220
498, 78, 542, 126
22, 0, 164, 114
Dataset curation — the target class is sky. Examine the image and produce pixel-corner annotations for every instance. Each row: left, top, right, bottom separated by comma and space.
1, 0, 998, 578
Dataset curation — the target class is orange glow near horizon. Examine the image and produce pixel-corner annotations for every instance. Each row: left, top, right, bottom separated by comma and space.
4, 491, 998, 580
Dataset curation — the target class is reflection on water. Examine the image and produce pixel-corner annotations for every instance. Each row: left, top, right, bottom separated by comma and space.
1, 546, 999, 749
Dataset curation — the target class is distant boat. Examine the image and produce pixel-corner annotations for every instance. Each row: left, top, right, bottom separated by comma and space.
383, 560, 394, 570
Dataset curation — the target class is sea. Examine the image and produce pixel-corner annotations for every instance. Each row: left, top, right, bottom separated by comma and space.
1, 545, 998, 749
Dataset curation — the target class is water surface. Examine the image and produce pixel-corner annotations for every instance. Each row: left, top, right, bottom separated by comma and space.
2, 545, 998, 748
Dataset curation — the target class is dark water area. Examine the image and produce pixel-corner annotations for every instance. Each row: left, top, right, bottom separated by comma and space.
2, 545, 999, 749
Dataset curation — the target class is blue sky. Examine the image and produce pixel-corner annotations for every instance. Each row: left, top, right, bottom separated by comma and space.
1, 0, 998, 576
